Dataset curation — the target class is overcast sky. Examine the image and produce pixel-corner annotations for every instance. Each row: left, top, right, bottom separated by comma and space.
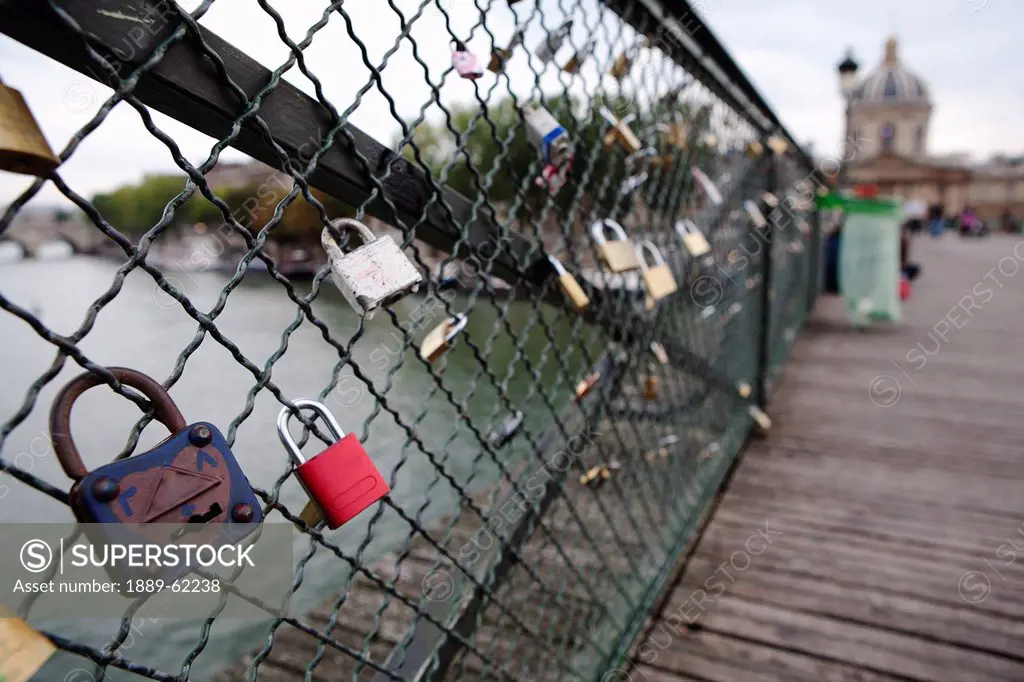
1, 0, 1019, 208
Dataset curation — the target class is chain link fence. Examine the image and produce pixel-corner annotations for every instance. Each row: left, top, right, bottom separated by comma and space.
0, 0, 819, 680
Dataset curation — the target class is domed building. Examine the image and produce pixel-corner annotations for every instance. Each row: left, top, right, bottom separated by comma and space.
838, 37, 1024, 228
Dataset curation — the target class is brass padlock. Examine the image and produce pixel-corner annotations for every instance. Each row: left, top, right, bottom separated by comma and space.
691, 166, 723, 205
737, 382, 751, 399
599, 107, 643, 154
548, 255, 590, 311
419, 313, 468, 363
675, 218, 711, 257
0, 607, 55, 682
658, 114, 687, 149
744, 140, 764, 158
610, 40, 642, 80
766, 135, 788, 155
562, 39, 595, 74
0, 78, 59, 177
488, 26, 526, 73
643, 373, 659, 400
575, 371, 601, 401
636, 241, 677, 302
590, 219, 641, 273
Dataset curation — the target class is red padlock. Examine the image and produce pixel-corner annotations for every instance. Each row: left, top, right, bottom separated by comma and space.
277, 400, 389, 529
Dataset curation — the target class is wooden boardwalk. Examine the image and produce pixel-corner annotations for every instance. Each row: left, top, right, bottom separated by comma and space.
627, 233, 1024, 681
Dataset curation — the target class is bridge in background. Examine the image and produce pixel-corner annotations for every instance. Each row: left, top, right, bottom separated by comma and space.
0, 211, 109, 258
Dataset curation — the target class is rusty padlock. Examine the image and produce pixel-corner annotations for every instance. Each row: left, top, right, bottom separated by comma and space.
0, 77, 59, 177
420, 313, 468, 363
610, 39, 643, 80
562, 39, 595, 74
50, 367, 263, 581
590, 219, 640, 273
488, 26, 525, 73
636, 241, 677, 302
643, 373, 659, 400
278, 400, 390, 530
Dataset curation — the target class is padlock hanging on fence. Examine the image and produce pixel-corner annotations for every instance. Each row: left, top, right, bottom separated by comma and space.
744, 140, 764, 158
487, 410, 524, 449
580, 460, 620, 487
420, 313, 468, 363
766, 135, 789, 155
536, 155, 574, 195
599, 107, 643, 155
590, 218, 641, 273
609, 38, 645, 80
321, 218, 422, 318
0, 75, 59, 176
675, 218, 712, 258
575, 371, 601, 401
691, 166, 723, 206
277, 400, 390, 530
547, 255, 590, 311
521, 104, 571, 167
619, 147, 659, 197
488, 26, 526, 73
636, 241, 678, 303
49, 367, 264, 584
562, 39, 595, 74
658, 112, 688, 150
451, 39, 484, 80
650, 341, 669, 365
534, 20, 573, 65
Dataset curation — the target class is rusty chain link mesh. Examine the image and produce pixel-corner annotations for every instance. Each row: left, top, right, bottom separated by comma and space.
0, 0, 819, 680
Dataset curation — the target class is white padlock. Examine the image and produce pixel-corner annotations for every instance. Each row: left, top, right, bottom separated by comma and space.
321, 218, 422, 318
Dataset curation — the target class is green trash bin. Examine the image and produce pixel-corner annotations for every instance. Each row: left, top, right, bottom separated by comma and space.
817, 194, 903, 326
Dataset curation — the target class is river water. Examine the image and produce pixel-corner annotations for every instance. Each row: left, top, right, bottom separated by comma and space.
0, 251, 602, 679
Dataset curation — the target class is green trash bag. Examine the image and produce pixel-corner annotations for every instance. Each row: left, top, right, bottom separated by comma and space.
838, 197, 903, 325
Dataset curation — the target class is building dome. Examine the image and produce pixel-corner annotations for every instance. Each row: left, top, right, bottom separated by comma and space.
850, 37, 929, 105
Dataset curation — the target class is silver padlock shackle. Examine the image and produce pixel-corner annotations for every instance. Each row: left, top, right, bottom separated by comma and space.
277, 399, 346, 465
322, 218, 376, 256
675, 218, 700, 238
546, 254, 568, 276
635, 240, 666, 270
444, 314, 468, 343
589, 218, 628, 244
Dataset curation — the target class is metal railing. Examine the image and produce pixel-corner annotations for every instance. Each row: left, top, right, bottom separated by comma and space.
0, 0, 819, 680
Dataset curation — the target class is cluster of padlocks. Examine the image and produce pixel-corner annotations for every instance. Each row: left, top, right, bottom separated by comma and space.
1, 39, 787, 593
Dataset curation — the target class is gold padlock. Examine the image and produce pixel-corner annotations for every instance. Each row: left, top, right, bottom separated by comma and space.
575, 371, 601, 401
737, 382, 751, 399
0, 79, 59, 177
701, 133, 718, 148
766, 135, 788, 155
419, 313, 468, 363
636, 240, 677, 302
658, 114, 688, 149
298, 499, 324, 528
581, 462, 619, 487
650, 341, 669, 365
675, 218, 711, 257
744, 200, 767, 228
744, 140, 764, 158
548, 255, 590, 311
599, 107, 643, 154
0, 606, 55, 682
590, 219, 641, 273
562, 39, 595, 74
